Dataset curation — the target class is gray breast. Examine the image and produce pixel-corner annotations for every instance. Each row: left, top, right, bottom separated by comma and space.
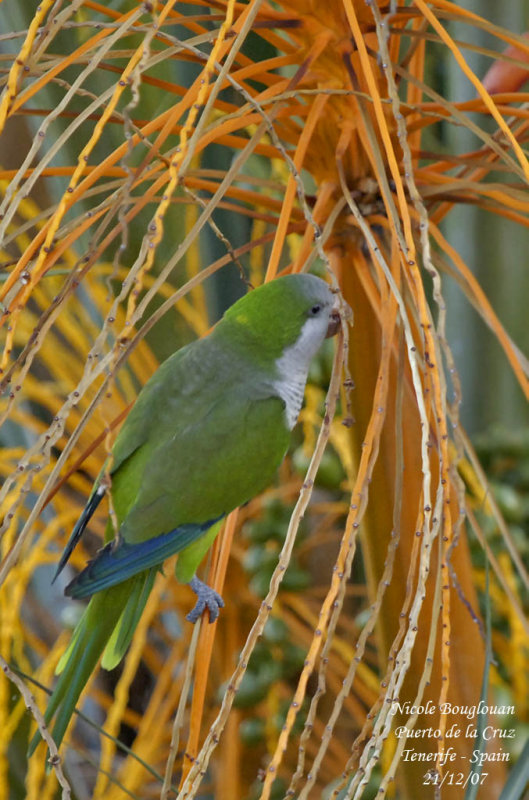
270, 315, 328, 429
273, 376, 306, 429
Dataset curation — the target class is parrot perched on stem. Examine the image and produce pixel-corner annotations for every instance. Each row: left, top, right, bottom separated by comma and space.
31, 273, 340, 753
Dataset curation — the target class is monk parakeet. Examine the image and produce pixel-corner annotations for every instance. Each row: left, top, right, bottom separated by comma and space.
32, 273, 340, 752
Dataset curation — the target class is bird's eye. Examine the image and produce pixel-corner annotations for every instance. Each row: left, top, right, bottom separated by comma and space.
309, 304, 322, 316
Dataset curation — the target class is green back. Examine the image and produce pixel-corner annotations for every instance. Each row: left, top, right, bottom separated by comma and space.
109, 334, 289, 544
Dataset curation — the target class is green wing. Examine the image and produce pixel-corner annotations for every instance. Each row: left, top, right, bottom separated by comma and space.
119, 389, 289, 542
64, 389, 289, 597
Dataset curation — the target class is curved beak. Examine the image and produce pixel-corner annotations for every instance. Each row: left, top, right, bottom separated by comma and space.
326, 297, 352, 338
325, 309, 341, 338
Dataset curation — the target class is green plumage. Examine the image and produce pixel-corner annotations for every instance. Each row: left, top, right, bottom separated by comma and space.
31, 273, 336, 753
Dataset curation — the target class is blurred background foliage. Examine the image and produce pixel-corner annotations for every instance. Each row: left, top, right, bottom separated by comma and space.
0, 1, 528, 799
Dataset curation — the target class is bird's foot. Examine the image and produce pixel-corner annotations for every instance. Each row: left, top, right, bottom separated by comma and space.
187, 575, 225, 624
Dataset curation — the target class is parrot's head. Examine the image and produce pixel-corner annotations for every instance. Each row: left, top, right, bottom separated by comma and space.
221, 273, 344, 367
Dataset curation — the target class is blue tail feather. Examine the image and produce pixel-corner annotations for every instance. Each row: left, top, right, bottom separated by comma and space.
65, 515, 224, 599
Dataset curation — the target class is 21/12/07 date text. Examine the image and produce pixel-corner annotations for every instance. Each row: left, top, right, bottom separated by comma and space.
423, 772, 489, 788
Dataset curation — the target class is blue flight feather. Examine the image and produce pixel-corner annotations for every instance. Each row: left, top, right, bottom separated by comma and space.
64, 515, 224, 599
52, 487, 105, 583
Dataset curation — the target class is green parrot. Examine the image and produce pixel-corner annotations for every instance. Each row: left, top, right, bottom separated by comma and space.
32, 273, 340, 752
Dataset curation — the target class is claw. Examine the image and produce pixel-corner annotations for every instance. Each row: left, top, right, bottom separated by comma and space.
187, 575, 225, 624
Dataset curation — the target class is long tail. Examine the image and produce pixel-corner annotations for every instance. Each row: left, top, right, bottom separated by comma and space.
29, 569, 154, 755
